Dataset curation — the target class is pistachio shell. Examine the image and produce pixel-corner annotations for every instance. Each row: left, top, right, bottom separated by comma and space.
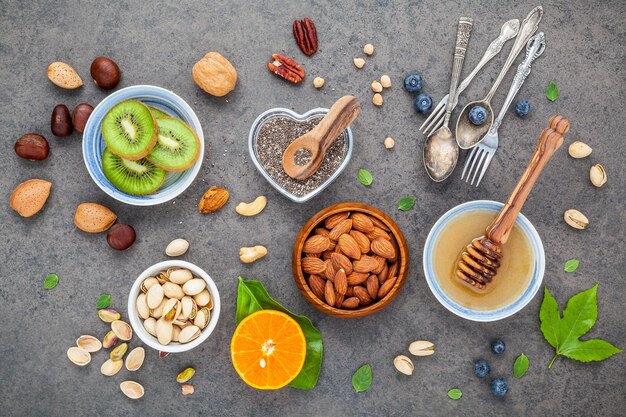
173, 319, 192, 328
120, 381, 144, 399
193, 308, 210, 330
156, 318, 173, 345
166, 239, 190, 257
143, 317, 157, 336
146, 284, 165, 309
408, 340, 435, 356
589, 164, 607, 187
67, 346, 91, 366
178, 325, 201, 344
564, 209, 589, 230
182, 278, 207, 296
206, 296, 214, 310
181, 296, 196, 319
76, 335, 102, 352
161, 298, 181, 322
136, 293, 150, 320
102, 330, 119, 349
176, 367, 196, 383
193, 289, 211, 307
168, 268, 193, 285
111, 320, 132, 341
172, 325, 182, 342
98, 308, 120, 323
101, 359, 123, 376
125, 347, 145, 371
393, 355, 414, 375
141, 277, 159, 293
150, 298, 168, 318
110, 342, 128, 361
568, 141, 592, 158
162, 282, 185, 299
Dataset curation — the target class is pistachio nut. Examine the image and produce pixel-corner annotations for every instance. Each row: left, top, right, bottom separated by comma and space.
408, 340, 435, 356
136, 293, 150, 320
146, 283, 165, 309
178, 325, 201, 344
111, 320, 133, 341
172, 325, 182, 342
67, 346, 91, 366
98, 308, 120, 323
206, 295, 214, 310
161, 298, 182, 322
589, 164, 607, 187
181, 384, 195, 396
120, 381, 144, 399
151, 298, 168, 318
141, 277, 159, 293
102, 330, 119, 349
564, 209, 589, 230
169, 268, 193, 285
182, 278, 207, 296
173, 319, 192, 328
125, 347, 145, 371
393, 355, 414, 375
76, 335, 102, 353
101, 359, 123, 376
162, 282, 185, 299
110, 342, 128, 361
176, 367, 196, 383
156, 317, 174, 345
143, 317, 157, 337
156, 272, 169, 285
165, 239, 190, 257
181, 296, 197, 320
568, 141, 592, 158
193, 289, 211, 307
194, 308, 210, 330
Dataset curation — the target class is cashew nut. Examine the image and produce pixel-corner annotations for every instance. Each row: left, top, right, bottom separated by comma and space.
235, 196, 267, 216
239, 246, 268, 263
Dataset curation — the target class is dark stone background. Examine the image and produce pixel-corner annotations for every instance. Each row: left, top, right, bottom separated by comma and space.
1, 1, 624, 416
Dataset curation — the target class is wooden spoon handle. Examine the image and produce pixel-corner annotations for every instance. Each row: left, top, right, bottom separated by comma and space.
486, 115, 569, 244
314, 95, 361, 153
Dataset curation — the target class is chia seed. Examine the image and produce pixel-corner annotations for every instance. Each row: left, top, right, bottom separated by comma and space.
255, 116, 347, 197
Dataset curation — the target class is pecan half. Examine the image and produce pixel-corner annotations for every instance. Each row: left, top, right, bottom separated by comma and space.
267, 54, 305, 83
293, 18, 318, 56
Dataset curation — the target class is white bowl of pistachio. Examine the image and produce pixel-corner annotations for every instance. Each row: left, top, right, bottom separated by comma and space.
128, 260, 220, 353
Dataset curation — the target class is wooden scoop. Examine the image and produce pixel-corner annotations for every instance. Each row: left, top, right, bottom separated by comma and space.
282, 95, 360, 180
455, 115, 570, 290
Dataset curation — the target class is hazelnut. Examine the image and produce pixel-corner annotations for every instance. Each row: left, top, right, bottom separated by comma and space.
313, 77, 325, 89
380, 75, 392, 88
384, 137, 395, 149
372, 93, 383, 106
15, 133, 49, 160
90, 56, 121, 90
353, 58, 365, 69
106, 224, 136, 250
363, 44, 374, 55
71, 103, 94, 133
51, 104, 72, 137
371, 81, 383, 93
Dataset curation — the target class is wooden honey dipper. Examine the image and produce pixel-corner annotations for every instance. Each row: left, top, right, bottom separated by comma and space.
455, 115, 570, 290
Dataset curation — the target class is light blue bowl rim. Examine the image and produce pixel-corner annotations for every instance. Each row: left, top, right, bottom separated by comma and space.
422, 200, 545, 322
248, 107, 353, 203
82, 85, 204, 206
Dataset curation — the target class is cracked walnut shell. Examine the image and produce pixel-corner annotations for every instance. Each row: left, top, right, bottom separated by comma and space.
192, 52, 237, 97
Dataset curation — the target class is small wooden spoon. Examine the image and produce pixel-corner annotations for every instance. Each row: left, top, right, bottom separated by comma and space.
455, 115, 570, 290
282, 95, 360, 180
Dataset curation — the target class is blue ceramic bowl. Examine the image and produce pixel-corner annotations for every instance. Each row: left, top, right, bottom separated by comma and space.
423, 200, 545, 322
82, 85, 204, 206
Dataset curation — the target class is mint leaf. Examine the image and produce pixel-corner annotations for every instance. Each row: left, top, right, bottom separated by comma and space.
397, 196, 416, 211
447, 388, 462, 400
564, 259, 579, 272
357, 169, 373, 186
540, 285, 622, 368
514, 353, 529, 378
546, 82, 559, 101
44, 273, 59, 289
96, 293, 111, 309
351, 364, 372, 393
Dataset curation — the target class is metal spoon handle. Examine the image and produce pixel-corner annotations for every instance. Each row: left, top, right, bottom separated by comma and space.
443, 17, 473, 126
485, 6, 543, 102
490, 32, 546, 133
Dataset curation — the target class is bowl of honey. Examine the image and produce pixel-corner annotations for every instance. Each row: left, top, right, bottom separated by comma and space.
423, 200, 545, 322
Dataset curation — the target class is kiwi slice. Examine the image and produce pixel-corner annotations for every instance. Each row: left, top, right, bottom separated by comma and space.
101, 100, 157, 160
147, 117, 200, 171
102, 148, 166, 195
148, 106, 170, 119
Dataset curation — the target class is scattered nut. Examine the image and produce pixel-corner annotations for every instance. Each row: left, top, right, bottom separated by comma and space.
192, 51, 238, 96
125, 347, 145, 371
239, 245, 268, 263
98, 308, 121, 323
71, 103, 94, 133
353, 58, 365, 69
372, 93, 383, 106
74, 202, 117, 233
568, 141, 592, 158
293, 18, 318, 56
67, 346, 91, 366
14, 133, 49, 161
393, 355, 414, 375
564, 209, 589, 230
51, 104, 72, 137
106, 224, 136, 250
363, 43, 374, 55
181, 384, 195, 395
371, 80, 383, 93
110, 342, 128, 361
408, 340, 435, 356
90, 56, 121, 90
101, 359, 123, 376
47, 62, 83, 89
380, 75, 392, 88
166, 238, 190, 257
120, 381, 144, 399
176, 367, 196, 383
384, 137, 395, 149
589, 164, 607, 187
10, 179, 52, 218
313, 77, 325, 89
235, 196, 267, 216
198, 186, 229, 213
76, 335, 102, 352
102, 330, 119, 349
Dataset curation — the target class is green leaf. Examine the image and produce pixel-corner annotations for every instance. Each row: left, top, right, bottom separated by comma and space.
563, 259, 579, 272
235, 277, 323, 390
43, 273, 59, 289
351, 364, 372, 393
96, 293, 111, 309
539, 284, 622, 368
397, 196, 416, 211
546, 82, 559, 101
357, 169, 373, 186
514, 353, 529, 378
447, 388, 462, 400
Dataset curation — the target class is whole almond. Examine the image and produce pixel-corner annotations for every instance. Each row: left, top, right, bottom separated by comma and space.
324, 280, 336, 307
308, 275, 326, 300
346, 286, 355, 297
389, 236, 400, 262
353, 286, 373, 305
331, 252, 353, 275
324, 260, 336, 282
305, 252, 321, 258
353, 256, 379, 273
322, 250, 334, 261
347, 271, 369, 286
334, 268, 347, 295
349, 230, 371, 254
378, 276, 397, 298
388, 262, 399, 279
314, 227, 330, 237
335, 292, 345, 307
379, 263, 389, 283
341, 297, 360, 309
302, 257, 327, 274
328, 219, 353, 241
351, 212, 375, 233
368, 215, 390, 231
47, 62, 83, 89
10, 179, 52, 218
303, 235, 330, 254
324, 212, 350, 229
198, 186, 229, 213
366, 275, 380, 299
371, 238, 396, 259
74, 203, 117, 233
338, 234, 361, 260
367, 227, 391, 241
372, 255, 386, 274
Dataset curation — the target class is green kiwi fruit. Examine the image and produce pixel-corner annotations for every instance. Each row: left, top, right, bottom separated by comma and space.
101, 100, 157, 160
147, 117, 200, 171
148, 106, 170, 119
102, 148, 166, 195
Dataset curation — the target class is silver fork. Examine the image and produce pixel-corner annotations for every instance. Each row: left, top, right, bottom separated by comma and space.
419, 19, 520, 137
461, 32, 546, 186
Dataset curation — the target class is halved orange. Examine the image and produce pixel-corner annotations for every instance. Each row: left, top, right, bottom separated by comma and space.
230, 310, 307, 390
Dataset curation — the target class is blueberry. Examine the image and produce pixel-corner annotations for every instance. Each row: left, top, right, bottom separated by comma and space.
468, 105, 488, 126
491, 339, 506, 354
404, 73, 423, 93
514, 99, 530, 117
490, 378, 509, 397
474, 359, 491, 378
413, 93, 432, 113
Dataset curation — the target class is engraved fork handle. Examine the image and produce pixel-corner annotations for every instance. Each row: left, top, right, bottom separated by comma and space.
485, 6, 543, 102
490, 32, 546, 133
443, 17, 473, 127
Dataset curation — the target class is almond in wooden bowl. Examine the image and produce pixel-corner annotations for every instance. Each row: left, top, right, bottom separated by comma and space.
292, 202, 409, 318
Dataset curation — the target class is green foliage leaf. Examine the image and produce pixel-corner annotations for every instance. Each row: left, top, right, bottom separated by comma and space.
514, 353, 529, 378
43, 273, 59, 289
96, 293, 111, 309
540, 285, 622, 368
397, 196, 416, 211
563, 259, 579, 272
546, 82, 559, 101
235, 277, 323, 390
351, 364, 372, 393
357, 168, 373, 186
447, 388, 462, 400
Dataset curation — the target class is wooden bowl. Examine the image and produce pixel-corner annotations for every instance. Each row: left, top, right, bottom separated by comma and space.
292, 202, 410, 318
